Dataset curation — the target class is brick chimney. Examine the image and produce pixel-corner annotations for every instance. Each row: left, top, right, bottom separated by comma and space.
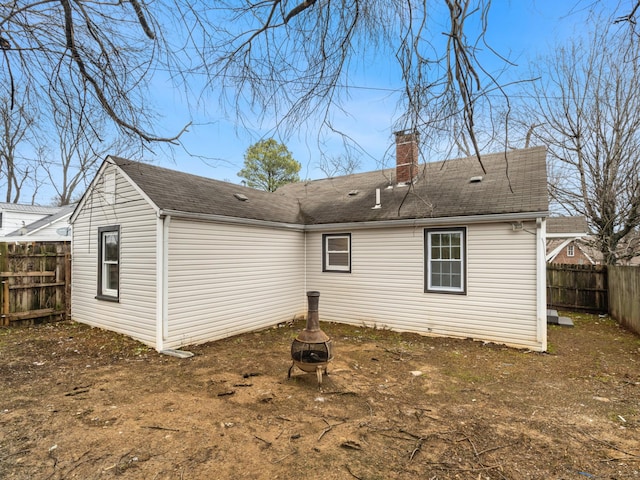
394, 130, 419, 184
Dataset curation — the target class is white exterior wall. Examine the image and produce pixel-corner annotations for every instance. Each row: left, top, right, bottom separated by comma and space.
305, 221, 544, 350
71, 164, 159, 346
0, 211, 50, 236
27, 217, 71, 238
163, 218, 305, 349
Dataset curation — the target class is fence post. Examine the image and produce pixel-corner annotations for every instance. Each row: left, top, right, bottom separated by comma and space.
65, 250, 71, 319
1, 280, 8, 326
0, 242, 6, 326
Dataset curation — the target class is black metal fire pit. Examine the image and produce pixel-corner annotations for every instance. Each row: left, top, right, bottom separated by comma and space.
288, 291, 333, 385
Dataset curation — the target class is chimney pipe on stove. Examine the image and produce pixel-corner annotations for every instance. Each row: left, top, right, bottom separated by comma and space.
297, 291, 329, 343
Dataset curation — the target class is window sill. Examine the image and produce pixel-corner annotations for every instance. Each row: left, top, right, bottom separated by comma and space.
425, 289, 466, 295
95, 294, 119, 302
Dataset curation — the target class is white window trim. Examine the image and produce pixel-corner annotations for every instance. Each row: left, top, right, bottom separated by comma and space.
98, 226, 120, 300
567, 244, 575, 257
425, 227, 466, 294
323, 233, 351, 272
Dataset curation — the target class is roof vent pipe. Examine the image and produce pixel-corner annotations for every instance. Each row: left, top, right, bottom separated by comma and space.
372, 188, 381, 209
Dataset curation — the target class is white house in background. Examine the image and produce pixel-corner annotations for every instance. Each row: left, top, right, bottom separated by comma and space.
70, 133, 550, 352
1, 204, 75, 242
0, 203, 62, 237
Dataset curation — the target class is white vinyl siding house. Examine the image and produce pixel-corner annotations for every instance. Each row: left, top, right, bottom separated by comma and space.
71, 163, 159, 346
163, 218, 305, 349
0, 202, 70, 241
71, 143, 549, 352
305, 221, 543, 350
71, 158, 308, 352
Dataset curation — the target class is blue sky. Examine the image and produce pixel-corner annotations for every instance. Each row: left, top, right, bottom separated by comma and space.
29, 1, 619, 204
147, 1, 599, 184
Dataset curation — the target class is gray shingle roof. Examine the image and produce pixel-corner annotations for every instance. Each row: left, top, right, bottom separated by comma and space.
6, 203, 75, 236
111, 146, 548, 226
111, 158, 303, 224
546, 216, 589, 234
0, 202, 61, 215
276, 146, 548, 224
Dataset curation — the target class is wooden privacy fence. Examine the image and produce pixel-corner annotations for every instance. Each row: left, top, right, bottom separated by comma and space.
546, 263, 608, 313
0, 242, 71, 326
608, 265, 640, 335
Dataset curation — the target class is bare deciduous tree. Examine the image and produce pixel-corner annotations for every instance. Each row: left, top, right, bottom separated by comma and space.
317, 154, 361, 178
0, 96, 40, 203
1, 1, 507, 169
41, 102, 137, 206
527, 20, 640, 265
1, 0, 189, 150
209, 0, 501, 169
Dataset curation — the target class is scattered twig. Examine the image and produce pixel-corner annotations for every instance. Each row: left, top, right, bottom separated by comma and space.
399, 428, 423, 439
601, 457, 640, 463
445, 465, 503, 472
456, 433, 480, 457
345, 463, 363, 479
340, 440, 361, 450
271, 449, 297, 464
142, 425, 180, 432
217, 390, 236, 397
378, 431, 418, 442
233, 383, 253, 387
318, 418, 346, 441
318, 419, 332, 441
475, 442, 518, 457
409, 438, 423, 461
253, 435, 272, 447
5, 449, 31, 457
65, 389, 90, 397
580, 430, 640, 458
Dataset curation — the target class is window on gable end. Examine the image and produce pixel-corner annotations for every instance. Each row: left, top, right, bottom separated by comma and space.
323, 233, 351, 272
567, 244, 575, 257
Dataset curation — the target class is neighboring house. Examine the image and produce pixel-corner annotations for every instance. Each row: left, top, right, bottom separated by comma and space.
546, 217, 640, 266
2, 204, 75, 242
566, 235, 640, 266
546, 216, 591, 264
0, 203, 62, 237
70, 133, 550, 352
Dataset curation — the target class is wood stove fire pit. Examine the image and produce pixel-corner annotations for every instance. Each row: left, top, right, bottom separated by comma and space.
288, 291, 333, 385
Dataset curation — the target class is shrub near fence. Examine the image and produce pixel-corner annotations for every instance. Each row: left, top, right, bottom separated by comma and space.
0, 242, 71, 326
608, 265, 640, 335
546, 263, 608, 313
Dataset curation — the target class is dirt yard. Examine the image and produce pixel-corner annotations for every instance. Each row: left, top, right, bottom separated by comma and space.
1, 312, 639, 480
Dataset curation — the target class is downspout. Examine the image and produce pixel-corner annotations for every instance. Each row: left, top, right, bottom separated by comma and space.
536, 217, 547, 351
155, 213, 170, 351
304, 231, 308, 307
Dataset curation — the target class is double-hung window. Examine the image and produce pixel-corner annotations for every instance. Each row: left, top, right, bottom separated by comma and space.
567, 244, 575, 257
323, 233, 351, 272
97, 226, 120, 300
425, 227, 466, 294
